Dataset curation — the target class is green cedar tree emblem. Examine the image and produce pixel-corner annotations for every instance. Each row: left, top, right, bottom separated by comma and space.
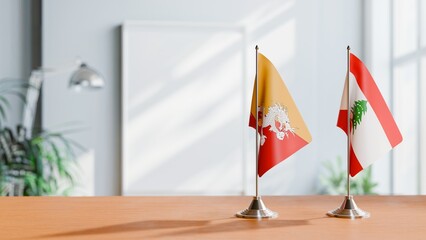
351, 100, 368, 131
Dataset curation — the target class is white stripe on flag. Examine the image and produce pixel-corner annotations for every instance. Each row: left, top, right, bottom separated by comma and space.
350, 73, 392, 169
339, 73, 349, 110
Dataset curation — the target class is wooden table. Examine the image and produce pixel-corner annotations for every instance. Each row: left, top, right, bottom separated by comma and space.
0, 196, 425, 239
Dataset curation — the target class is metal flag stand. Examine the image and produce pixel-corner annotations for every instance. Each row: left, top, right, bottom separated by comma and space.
326, 46, 370, 219
236, 45, 278, 219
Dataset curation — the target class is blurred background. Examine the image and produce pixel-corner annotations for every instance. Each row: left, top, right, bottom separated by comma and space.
0, 0, 424, 196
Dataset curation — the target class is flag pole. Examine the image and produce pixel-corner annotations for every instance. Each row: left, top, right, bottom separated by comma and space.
346, 45, 351, 198
236, 45, 277, 219
255, 45, 259, 198
326, 46, 369, 219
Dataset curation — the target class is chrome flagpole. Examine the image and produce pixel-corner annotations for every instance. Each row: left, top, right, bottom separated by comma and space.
327, 46, 369, 219
236, 45, 277, 219
256, 44, 259, 199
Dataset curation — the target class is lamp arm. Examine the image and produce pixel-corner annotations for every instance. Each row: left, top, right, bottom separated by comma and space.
34, 59, 82, 76
21, 60, 82, 137
21, 72, 43, 137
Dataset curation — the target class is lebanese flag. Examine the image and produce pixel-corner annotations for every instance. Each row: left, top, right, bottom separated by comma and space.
337, 53, 403, 177
249, 53, 312, 177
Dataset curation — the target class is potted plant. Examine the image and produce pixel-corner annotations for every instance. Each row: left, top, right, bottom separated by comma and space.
0, 79, 81, 196
319, 156, 378, 195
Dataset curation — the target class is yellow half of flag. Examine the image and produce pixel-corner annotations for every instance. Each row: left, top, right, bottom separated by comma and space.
250, 53, 311, 142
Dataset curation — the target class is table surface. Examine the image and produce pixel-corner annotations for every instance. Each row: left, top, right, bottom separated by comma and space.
0, 195, 425, 239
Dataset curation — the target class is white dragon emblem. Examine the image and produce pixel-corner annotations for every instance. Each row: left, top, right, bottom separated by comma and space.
258, 103, 296, 145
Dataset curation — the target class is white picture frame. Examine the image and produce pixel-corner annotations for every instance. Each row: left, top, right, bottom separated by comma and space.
121, 21, 248, 195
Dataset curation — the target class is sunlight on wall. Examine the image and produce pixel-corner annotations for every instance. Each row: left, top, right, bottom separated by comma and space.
41, 0, 366, 196
240, 0, 294, 31
173, 31, 243, 79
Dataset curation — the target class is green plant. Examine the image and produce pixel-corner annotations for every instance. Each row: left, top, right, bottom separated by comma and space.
0, 78, 81, 196
0, 125, 83, 196
319, 156, 378, 195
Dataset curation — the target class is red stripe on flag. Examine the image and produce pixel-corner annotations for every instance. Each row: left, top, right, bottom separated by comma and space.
337, 109, 348, 134
350, 54, 403, 147
349, 144, 364, 177
249, 114, 262, 134
249, 114, 256, 129
337, 109, 364, 177
258, 129, 309, 177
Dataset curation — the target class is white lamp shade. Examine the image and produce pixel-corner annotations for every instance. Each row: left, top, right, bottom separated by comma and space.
69, 63, 104, 90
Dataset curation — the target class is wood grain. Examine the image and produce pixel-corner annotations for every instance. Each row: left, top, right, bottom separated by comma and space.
0, 196, 425, 239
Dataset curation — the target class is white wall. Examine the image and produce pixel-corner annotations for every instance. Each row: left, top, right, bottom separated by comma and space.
42, 0, 363, 195
0, 0, 32, 127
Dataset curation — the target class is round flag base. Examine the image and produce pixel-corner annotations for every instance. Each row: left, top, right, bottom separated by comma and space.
327, 195, 370, 219
236, 196, 278, 219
